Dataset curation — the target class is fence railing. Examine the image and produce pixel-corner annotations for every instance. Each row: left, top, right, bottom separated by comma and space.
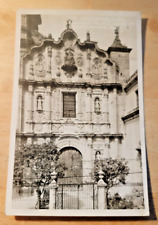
55, 183, 98, 209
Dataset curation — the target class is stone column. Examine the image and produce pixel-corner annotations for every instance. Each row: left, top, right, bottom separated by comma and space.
109, 87, 117, 134
27, 85, 34, 121
51, 89, 55, 121
49, 171, 57, 209
102, 88, 109, 123
78, 89, 83, 121
110, 137, 119, 159
47, 46, 52, 80
104, 137, 110, 158
45, 86, 51, 121
56, 89, 60, 121
86, 88, 92, 122
97, 169, 107, 209
18, 84, 23, 133
84, 137, 93, 183
28, 64, 34, 80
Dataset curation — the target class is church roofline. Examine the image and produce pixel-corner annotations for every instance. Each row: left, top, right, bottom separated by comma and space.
22, 20, 110, 59
121, 107, 139, 122
108, 26, 132, 53
124, 70, 138, 92
107, 46, 132, 53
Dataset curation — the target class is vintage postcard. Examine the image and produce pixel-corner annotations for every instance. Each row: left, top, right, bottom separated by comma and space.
6, 9, 149, 216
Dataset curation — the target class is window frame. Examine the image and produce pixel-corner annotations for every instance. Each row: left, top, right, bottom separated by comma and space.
62, 92, 76, 118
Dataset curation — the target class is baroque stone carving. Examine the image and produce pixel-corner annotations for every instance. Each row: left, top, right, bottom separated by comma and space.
61, 48, 77, 75
76, 56, 84, 67
55, 52, 62, 66
35, 54, 46, 77
92, 57, 102, 79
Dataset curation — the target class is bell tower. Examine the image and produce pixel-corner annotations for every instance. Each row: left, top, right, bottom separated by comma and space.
108, 27, 132, 81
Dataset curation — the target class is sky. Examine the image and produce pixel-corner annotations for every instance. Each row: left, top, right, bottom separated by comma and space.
38, 10, 139, 75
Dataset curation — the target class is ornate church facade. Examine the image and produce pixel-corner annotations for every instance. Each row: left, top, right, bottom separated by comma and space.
17, 15, 143, 196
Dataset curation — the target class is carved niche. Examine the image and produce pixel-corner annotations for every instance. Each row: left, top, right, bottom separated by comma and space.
92, 57, 102, 79
61, 48, 77, 76
94, 97, 101, 114
34, 54, 46, 77
76, 53, 84, 67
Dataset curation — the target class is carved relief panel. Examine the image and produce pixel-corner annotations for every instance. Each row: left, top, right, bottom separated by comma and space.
34, 53, 46, 78
92, 57, 102, 80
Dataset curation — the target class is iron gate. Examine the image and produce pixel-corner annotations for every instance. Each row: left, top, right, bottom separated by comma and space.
55, 183, 97, 209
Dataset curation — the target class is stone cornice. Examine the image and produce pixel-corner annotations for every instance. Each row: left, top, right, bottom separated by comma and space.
124, 70, 138, 92
121, 107, 139, 122
19, 79, 122, 90
16, 132, 123, 139
107, 47, 132, 54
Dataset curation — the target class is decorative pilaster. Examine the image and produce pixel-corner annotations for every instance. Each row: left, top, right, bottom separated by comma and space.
78, 89, 83, 121
87, 49, 91, 77
18, 84, 23, 133
104, 137, 110, 158
56, 89, 60, 120
86, 88, 92, 122
83, 137, 93, 183
109, 87, 117, 134
28, 64, 34, 80
47, 46, 52, 79
102, 88, 109, 123
110, 137, 119, 159
45, 86, 51, 121
27, 85, 34, 121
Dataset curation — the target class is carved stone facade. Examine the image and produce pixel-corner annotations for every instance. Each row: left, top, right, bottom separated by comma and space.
17, 17, 143, 195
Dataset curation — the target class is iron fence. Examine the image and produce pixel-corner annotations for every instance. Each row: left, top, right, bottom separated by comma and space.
55, 183, 98, 209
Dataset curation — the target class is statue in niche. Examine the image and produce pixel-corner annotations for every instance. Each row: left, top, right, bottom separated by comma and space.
65, 48, 75, 66
37, 96, 43, 111
61, 48, 77, 74
95, 97, 101, 114
95, 151, 101, 160
35, 54, 46, 77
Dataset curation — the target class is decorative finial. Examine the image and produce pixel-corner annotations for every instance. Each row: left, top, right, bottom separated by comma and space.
67, 19, 72, 29
115, 26, 119, 38
87, 31, 90, 41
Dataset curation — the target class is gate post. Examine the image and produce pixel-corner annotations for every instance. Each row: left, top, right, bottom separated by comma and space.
49, 171, 57, 209
97, 169, 107, 209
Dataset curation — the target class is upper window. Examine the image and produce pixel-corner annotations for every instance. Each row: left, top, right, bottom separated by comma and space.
63, 92, 76, 118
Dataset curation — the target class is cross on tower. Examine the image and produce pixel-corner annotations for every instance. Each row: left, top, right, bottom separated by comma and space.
115, 26, 119, 38
67, 19, 72, 29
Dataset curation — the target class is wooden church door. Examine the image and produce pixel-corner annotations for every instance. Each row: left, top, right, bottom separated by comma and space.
58, 147, 83, 184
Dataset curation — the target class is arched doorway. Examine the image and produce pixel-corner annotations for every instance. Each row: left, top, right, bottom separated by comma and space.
57, 147, 83, 184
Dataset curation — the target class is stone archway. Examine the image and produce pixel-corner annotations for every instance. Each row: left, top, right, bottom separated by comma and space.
58, 147, 83, 184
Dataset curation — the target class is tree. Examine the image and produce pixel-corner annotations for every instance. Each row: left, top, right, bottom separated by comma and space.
93, 157, 129, 208
13, 141, 66, 209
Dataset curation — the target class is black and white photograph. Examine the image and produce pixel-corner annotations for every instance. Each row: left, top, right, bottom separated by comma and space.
6, 10, 149, 216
